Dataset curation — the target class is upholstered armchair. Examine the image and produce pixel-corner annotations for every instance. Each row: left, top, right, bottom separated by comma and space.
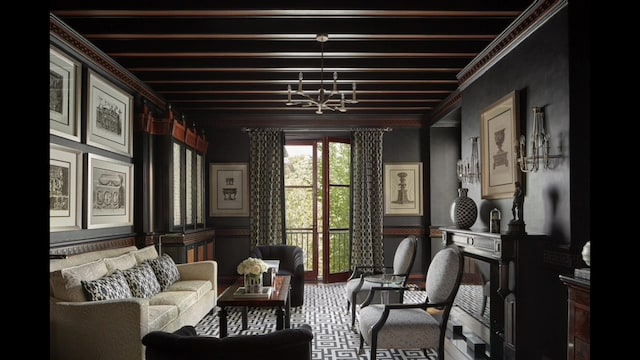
345, 235, 418, 329
249, 245, 305, 307
356, 244, 464, 360
142, 324, 313, 360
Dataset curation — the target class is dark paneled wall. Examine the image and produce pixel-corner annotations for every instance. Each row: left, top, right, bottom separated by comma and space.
429, 126, 460, 227
462, 8, 571, 243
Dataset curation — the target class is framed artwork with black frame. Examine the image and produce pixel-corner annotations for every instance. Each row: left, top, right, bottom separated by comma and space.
86, 70, 133, 157
50, 47, 81, 142
50, 144, 83, 231
86, 153, 134, 229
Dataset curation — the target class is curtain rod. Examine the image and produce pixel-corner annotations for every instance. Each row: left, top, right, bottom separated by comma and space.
242, 127, 391, 132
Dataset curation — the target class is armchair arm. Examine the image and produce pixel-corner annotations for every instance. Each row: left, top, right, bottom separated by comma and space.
50, 297, 149, 360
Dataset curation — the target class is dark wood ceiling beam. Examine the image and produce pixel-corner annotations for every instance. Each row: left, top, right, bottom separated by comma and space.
128, 67, 462, 73
83, 33, 496, 41
108, 52, 477, 59
156, 90, 451, 95
52, 10, 522, 19
143, 79, 457, 85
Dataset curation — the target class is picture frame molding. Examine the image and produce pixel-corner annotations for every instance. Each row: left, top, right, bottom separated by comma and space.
86, 70, 133, 157
50, 46, 81, 142
50, 144, 83, 231
480, 90, 521, 199
209, 163, 250, 217
86, 153, 134, 229
384, 162, 424, 216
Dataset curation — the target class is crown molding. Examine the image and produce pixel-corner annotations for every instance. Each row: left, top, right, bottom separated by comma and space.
49, 13, 167, 109
457, 0, 568, 91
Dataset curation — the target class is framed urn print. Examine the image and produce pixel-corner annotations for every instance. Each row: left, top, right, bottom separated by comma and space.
86, 153, 134, 228
50, 144, 82, 231
50, 47, 81, 142
209, 163, 249, 217
86, 70, 133, 157
481, 90, 521, 199
384, 162, 423, 216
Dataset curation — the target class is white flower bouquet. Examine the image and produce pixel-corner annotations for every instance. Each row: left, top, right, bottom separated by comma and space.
237, 257, 269, 276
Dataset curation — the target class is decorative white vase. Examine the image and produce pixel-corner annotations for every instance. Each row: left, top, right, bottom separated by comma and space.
244, 273, 263, 293
581, 241, 591, 267
450, 188, 477, 229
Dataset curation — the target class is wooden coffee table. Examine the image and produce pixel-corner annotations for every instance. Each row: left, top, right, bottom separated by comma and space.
217, 275, 291, 337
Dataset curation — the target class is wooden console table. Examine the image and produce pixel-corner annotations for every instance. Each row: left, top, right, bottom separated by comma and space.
559, 274, 590, 360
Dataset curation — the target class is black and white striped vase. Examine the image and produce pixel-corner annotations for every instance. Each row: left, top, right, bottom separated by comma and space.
450, 188, 477, 229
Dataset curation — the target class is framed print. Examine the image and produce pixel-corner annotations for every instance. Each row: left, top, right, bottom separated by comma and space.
50, 144, 82, 231
209, 163, 249, 217
87, 153, 134, 228
481, 90, 521, 199
384, 162, 423, 216
86, 70, 133, 157
50, 47, 81, 141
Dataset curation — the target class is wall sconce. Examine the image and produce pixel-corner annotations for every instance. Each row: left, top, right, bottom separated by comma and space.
456, 136, 480, 184
516, 107, 561, 172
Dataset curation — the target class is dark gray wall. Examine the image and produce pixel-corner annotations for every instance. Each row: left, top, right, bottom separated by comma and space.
429, 126, 460, 227
461, 8, 571, 243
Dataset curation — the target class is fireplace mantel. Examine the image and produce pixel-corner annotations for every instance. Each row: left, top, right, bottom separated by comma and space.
440, 227, 550, 360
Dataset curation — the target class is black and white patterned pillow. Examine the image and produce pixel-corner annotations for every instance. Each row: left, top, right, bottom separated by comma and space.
146, 254, 181, 291
121, 263, 161, 298
82, 270, 132, 301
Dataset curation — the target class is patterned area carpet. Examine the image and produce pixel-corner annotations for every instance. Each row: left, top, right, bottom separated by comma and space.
196, 282, 438, 359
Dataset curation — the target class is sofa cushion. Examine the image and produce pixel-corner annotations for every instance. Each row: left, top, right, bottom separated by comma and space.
52, 259, 109, 302
166, 280, 212, 298
122, 263, 161, 298
146, 254, 181, 291
131, 245, 159, 264
104, 253, 138, 273
81, 270, 133, 301
148, 305, 180, 331
149, 291, 198, 314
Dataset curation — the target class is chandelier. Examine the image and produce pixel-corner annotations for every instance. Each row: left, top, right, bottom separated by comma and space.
286, 33, 358, 114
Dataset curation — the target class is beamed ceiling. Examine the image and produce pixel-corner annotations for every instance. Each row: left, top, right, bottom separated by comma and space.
49, 0, 539, 128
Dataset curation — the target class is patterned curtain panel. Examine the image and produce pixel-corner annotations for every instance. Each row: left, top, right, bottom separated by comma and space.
247, 129, 285, 247
350, 129, 387, 270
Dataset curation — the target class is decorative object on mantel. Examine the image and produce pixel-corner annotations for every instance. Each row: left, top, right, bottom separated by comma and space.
285, 33, 358, 114
457, 136, 481, 184
516, 106, 562, 172
490, 208, 501, 234
575, 241, 591, 280
507, 181, 526, 234
450, 188, 477, 229
237, 257, 269, 293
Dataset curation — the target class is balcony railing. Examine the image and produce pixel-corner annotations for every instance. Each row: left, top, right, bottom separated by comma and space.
286, 229, 350, 275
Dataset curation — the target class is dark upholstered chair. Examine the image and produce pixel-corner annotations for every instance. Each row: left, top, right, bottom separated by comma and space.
357, 244, 464, 360
142, 324, 313, 360
345, 235, 418, 328
249, 245, 305, 307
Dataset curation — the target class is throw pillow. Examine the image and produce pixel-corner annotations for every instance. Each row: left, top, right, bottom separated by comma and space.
82, 270, 133, 301
122, 263, 161, 298
130, 245, 159, 264
54, 259, 109, 302
104, 253, 137, 273
146, 254, 181, 291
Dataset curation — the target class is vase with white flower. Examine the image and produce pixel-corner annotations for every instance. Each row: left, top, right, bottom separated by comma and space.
237, 257, 269, 293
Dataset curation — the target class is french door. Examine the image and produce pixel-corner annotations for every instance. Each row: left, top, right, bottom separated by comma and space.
284, 137, 351, 283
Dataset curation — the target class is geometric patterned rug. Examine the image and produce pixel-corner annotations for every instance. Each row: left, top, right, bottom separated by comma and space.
196, 282, 439, 359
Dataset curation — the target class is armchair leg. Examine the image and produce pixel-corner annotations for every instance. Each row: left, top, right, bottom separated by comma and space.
358, 333, 365, 355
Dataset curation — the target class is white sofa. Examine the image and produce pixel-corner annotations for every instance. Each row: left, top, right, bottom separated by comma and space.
49, 245, 217, 360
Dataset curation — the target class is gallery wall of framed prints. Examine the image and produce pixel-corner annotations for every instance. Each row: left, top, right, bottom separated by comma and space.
49, 45, 135, 233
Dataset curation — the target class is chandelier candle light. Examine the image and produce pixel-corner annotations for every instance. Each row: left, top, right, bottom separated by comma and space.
456, 137, 480, 184
237, 257, 269, 293
517, 107, 561, 172
286, 33, 358, 114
